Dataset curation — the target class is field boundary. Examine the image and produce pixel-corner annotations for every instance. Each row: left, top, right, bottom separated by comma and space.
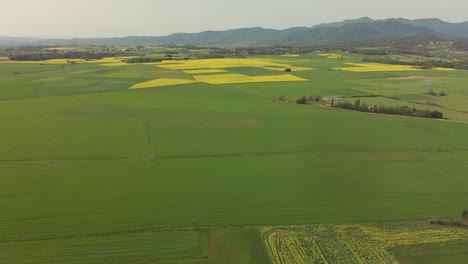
2, 148, 468, 163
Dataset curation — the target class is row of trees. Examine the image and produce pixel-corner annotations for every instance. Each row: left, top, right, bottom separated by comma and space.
429, 209, 468, 228
123, 57, 165, 63
8, 51, 128, 61
296, 95, 323, 104
426, 89, 447, 97
362, 56, 457, 69
349, 48, 435, 57
333, 99, 444, 119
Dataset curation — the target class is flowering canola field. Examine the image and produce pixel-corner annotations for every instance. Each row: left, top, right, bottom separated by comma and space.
281, 54, 301, 58
129, 78, 197, 89
184, 69, 228, 74
153, 58, 314, 72
193, 73, 306, 85
335, 63, 455, 72
262, 223, 468, 264
1, 57, 131, 65
317, 53, 343, 59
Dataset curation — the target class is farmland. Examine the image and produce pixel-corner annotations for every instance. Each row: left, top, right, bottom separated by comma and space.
392, 241, 468, 264
130, 78, 197, 89
1, 49, 468, 263
192, 73, 306, 85
263, 223, 468, 263
334, 62, 456, 72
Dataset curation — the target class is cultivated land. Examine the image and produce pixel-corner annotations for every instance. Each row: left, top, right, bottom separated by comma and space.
1, 50, 468, 263
263, 223, 468, 263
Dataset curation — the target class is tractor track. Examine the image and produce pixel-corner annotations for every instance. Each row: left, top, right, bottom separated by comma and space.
1, 148, 468, 163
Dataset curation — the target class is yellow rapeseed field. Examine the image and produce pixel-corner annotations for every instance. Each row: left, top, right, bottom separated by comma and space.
281, 54, 300, 58
335, 62, 455, 72
317, 53, 343, 59
145, 60, 181, 65
183, 69, 228, 74
101, 62, 132, 67
153, 58, 314, 72
154, 58, 274, 70
359, 224, 468, 247
85, 57, 142, 64
129, 78, 197, 89
88, 57, 125, 64
0, 57, 131, 65
0, 59, 85, 64
3, 57, 314, 73
262, 223, 468, 264
261, 66, 314, 72
193, 73, 307, 85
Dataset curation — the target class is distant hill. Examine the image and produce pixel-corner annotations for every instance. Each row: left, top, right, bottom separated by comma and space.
311, 17, 375, 29
0, 36, 41, 46
311, 17, 468, 38
393, 18, 468, 38
278, 21, 437, 47
2, 17, 468, 47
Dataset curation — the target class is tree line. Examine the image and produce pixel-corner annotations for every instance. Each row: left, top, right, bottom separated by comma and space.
362, 56, 457, 69
122, 57, 165, 63
8, 51, 128, 61
332, 99, 444, 119
296, 95, 323, 104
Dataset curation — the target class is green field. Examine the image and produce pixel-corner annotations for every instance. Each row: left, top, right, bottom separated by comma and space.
1, 52, 468, 263
392, 241, 468, 264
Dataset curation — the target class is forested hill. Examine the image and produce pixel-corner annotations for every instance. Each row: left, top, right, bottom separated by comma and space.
2, 17, 468, 47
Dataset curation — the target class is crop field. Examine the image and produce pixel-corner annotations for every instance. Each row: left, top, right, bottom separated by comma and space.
317, 53, 343, 59
184, 69, 228, 74
392, 240, 468, 264
0, 57, 132, 65
152, 58, 314, 72
262, 223, 468, 264
281, 54, 300, 58
338, 70, 468, 122
334, 62, 456, 72
192, 73, 306, 85
130, 78, 197, 89
1, 50, 468, 263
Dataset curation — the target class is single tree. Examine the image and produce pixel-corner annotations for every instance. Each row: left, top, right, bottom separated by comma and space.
192, 219, 199, 231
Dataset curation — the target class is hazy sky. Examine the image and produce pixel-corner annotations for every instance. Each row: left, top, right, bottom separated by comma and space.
2, 0, 468, 38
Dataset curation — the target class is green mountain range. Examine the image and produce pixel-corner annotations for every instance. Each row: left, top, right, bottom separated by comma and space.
2, 17, 467, 47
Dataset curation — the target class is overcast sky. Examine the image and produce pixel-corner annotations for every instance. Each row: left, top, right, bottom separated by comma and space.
2, 0, 468, 38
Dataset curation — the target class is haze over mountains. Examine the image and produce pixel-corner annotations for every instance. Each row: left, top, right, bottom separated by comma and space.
2, 17, 468, 47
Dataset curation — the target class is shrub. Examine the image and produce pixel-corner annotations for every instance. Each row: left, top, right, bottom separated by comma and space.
462, 210, 468, 220
296, 96, 307, 104
296, 95, 323, 104
431, 111, 444, 119
426, 89, 437, 96
192, 219, 199, 231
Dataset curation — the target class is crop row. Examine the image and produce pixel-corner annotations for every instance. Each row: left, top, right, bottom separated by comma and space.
262, 223, 468, 264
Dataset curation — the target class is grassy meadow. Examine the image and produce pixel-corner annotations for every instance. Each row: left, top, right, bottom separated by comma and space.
1, 51, 468, 263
